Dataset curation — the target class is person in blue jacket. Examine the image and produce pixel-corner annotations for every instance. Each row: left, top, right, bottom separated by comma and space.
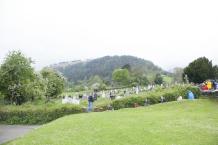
187, 90, 195, 100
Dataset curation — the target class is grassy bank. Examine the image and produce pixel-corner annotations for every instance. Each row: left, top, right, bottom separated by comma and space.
5, 99, 218, 145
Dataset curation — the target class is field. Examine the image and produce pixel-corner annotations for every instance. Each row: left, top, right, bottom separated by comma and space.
5, 99, 218, 145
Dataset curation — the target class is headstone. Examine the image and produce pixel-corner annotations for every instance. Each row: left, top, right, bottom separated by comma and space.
177, 96, 183, 101
116, 96, 122, 99
160, 96, 165, 103
102, 91, 106, 98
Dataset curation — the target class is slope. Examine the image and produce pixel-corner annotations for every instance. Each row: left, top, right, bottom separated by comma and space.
6, 99, 218, 145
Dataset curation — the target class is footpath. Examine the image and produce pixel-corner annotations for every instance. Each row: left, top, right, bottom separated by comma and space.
0, 125, 40, 144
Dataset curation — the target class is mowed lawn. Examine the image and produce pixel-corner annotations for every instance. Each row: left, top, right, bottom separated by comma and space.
5, 99, 218, 145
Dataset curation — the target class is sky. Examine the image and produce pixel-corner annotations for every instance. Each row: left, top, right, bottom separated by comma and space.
0, 0, 218, 71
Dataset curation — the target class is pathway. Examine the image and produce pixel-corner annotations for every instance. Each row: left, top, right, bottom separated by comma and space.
0, 125, 40, 144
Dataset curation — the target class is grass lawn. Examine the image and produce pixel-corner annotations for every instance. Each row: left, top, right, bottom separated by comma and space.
5, 99, 218, 145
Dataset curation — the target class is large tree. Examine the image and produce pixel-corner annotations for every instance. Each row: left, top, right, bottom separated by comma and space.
41, 68, 65, 100
183, 57, 216, 83
130, 68, 149, 86
112, 69, 130, 86
0, 51, 36, 105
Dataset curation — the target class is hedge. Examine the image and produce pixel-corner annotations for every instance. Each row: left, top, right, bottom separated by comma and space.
0, 104, 85, 124
111, 85, 201, 110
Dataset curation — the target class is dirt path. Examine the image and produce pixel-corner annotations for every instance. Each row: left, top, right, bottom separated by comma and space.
0, 125, 40, 144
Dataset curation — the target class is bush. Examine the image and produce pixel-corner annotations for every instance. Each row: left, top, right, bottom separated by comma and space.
0, 104, 85, 124
112, 96, 157, 110
112, 85, 201, 110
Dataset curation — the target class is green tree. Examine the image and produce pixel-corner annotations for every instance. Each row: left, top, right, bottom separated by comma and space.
112, 69, 130, 86
183, 57, 215, 83
130, 74, 149, 86
41, 68, 65, 100
22, 74, 46, 101
122, 64, 131, 72
154, 73, 163, 85
0, 51, 36, 105
130, 67, 148, 86
88, 75, 107, 90
213, 65, 218, 80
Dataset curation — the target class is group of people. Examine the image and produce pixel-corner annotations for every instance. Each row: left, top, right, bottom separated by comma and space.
201, 80, 218, 91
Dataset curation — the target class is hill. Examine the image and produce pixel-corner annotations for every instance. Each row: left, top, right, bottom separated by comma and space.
6, 99, 218, 145
50, 55, 163, 82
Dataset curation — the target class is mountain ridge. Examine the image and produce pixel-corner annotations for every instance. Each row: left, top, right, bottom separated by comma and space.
50, 55, 164, 82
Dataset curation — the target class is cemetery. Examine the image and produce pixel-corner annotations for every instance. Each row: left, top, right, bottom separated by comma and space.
1, 0, 218, 144
0, 52, 217, 145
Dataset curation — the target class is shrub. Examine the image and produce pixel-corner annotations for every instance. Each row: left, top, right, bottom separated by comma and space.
112, 85, 201, 110
0, 104, 85, 124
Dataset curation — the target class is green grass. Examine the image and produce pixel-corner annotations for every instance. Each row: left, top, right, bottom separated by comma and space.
5, 99, 218, 145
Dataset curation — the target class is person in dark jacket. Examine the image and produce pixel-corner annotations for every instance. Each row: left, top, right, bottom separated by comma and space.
93, 92, 98, 101
87, 94, 94, 112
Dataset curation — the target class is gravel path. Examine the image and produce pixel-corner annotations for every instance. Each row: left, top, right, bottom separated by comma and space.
0, 125, 40, 144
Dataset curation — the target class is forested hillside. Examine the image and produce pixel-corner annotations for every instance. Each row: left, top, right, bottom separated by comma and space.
50, 55, 163, 83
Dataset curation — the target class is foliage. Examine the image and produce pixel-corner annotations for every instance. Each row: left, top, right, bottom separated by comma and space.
0, 103, 84, 124
112, 85, 200, 110
51, 55, 163, 83
6, 99, 218, 145
129, 67, 150, 86
112, 69, 130, 86
154, 73, 163, 85
213, 65, 218, 80
22, 74, 47, 101
162, 75, 173, 84
88, 75, 107, 90
121, 64, 131, 71
183, 57, 217, 83
73, 85, 86, 92
0, 51, 37, 105
65, 75, 107, 92
40, 68, 65, 99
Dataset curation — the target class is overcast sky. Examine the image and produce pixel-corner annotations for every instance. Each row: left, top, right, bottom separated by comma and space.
0, 0, 218, 71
